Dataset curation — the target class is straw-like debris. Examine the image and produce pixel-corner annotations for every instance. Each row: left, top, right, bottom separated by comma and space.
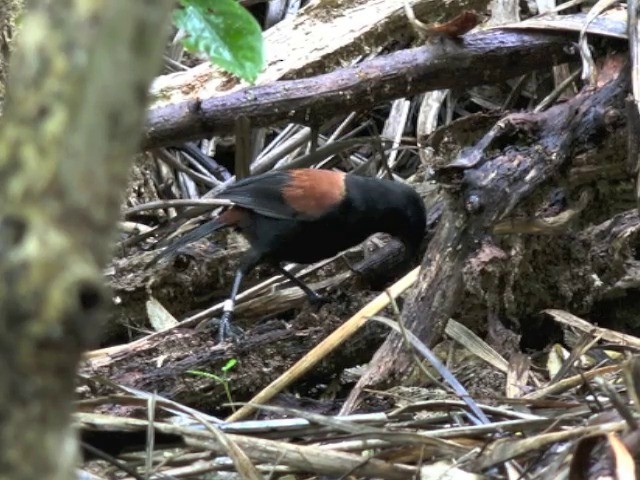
82, 1, 640, 478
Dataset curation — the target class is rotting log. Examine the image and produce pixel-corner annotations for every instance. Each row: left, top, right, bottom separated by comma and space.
81, 297, 390, 411
342, 65, 632, 412
144, 29, 579, 147
0, 1, 172, 478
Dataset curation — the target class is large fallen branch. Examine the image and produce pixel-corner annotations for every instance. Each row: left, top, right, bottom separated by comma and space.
144, 29, 578, 147
149, 0, 489, 107
89, 61, 640, 410
342, 66, 632, 411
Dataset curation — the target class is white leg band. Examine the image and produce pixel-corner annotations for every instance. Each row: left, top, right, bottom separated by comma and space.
223, 299, 235, 312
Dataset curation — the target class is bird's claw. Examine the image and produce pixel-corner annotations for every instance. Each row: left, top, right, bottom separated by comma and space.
209, 312, 244, 344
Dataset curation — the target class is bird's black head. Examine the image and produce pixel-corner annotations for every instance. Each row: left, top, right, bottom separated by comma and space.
389, 183, 426, 261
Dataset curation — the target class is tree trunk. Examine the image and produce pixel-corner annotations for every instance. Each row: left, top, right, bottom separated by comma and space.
0, 1, 172, 478
0, 0, 23, 103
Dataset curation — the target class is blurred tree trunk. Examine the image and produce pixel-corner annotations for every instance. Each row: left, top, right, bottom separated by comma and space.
0, 0, 23, 104
0, 1, 172, 478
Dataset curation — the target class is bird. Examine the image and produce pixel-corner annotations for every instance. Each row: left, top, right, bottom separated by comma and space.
150, 168, 426, 342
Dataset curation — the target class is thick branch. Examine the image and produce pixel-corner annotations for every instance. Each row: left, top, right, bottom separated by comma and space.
342, 69, 630, 411
144, 30, 578, 147
149, 0, 491, 107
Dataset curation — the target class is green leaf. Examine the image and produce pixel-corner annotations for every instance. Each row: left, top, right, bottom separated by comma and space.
174, 0, 265, 83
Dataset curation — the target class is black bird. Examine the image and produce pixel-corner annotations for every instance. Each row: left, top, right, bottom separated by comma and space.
151, 169, 426, 341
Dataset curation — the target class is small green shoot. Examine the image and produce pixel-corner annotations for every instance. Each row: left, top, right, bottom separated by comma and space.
188, 358, 239, 411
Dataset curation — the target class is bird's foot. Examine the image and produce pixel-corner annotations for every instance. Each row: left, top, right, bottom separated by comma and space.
218, 311, 245, 343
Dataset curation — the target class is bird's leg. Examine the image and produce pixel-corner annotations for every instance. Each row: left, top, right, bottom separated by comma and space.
218, 269, 244, 343
276, 264, 329, 307
217, 251, 262, 343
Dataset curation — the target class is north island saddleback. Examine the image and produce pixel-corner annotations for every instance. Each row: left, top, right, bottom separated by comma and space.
150, 168, 426, 342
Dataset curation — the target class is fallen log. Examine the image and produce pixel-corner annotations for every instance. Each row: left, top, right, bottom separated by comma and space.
144, 29, 579, 147
342, 63, 632, 411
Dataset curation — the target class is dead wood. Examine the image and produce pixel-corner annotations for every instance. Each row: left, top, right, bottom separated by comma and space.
342, 68, 633, 412
93, 232, 433, 409
86, 208, 640, 410
76, 352, 636, 479
108, 231, 411, 340
81, 296, 388, 411
149, 0, 491, 109
100, 71, 640, 411
144, 29, 579, 147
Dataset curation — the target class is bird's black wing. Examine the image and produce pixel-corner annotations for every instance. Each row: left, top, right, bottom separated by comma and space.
218, 171, 309, 220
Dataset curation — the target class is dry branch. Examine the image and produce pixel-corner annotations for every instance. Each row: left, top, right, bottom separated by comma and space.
342, 67, 632, 411
150, 0, 490, 106
106, 57, 640, 418
144, 30, 579, 147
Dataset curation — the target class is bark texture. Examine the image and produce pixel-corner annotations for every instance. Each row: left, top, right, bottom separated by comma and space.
0, 0, 23, 103
0, 1, 172, 478
144, 30, 578, 147
342, 67, 632, 412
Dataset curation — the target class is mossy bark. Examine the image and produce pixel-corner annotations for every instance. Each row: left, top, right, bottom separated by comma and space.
0, 0, 172, 478
0, 0, 23, 103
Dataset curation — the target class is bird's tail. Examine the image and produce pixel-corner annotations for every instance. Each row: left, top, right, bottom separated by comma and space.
146, 218, 229, 268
